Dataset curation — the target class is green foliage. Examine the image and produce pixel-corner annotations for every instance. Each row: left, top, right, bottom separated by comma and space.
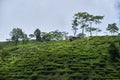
29, 34, 34, 38
108, 42, 120, 62
0, 42, 9, 50
0, 36, 120, 79
72, 18, 78, 36
41, 32, 53, 41
77, 33, 86, 38
41, 30, 68, 42
106, 23, 119, 35
73, 12, 103, 36
51, 30, 64, 40
10, 28, 26, 45
0, 49, 10, 61
34, 28, 41, 41
31, 73, 38, 80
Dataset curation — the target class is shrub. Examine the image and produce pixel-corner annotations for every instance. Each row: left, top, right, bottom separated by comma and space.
0, 49, 10, 61
31, 73, 38, 80
108, 42, 120, 62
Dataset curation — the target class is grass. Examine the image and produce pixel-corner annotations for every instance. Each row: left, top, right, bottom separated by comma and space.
0, 36, 120, 80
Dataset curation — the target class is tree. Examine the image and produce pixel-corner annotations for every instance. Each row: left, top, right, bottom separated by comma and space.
29, 34, 34, 39
86, 27, 96, 36
95, 28, 102, 36
51, 30, 64, 40
10, 28, 24, 45
34, 28, 41, 41
72, 26, 78, 37
73, 12, 89, 36
87, 15, 104, 36
73, 12, 103, 37
72, 18, 78, 36
106, 23, 119, 35
41, 32, 52, 41
22, 34, 29, 44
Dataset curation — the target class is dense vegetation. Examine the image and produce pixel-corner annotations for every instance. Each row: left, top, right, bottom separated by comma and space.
0, 11, 120, 80
0, 36, 120, 80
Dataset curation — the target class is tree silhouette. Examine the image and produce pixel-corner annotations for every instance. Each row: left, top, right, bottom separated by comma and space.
34, 28, 41, 41
73, 12, 89, 36
73, 12, 103, 36
87, 15, 104, 36
10, 28, 24, 45
106, 23, 119, 35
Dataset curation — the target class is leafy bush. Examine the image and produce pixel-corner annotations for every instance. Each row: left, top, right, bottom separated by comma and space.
108, 42, 120, 62
0, 49, 10, 61
31, 73, 38, 80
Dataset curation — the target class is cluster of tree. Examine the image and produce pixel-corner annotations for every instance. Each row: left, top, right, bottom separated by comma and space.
7, 12, 120, 45
72, 12, 119, 37
9, 28, 68, 45
29, 29, 68, 41
9, 28, 28, 45
72, 12, 104, 37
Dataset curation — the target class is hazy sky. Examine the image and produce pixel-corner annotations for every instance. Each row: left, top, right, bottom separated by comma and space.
0, 0, 120, 41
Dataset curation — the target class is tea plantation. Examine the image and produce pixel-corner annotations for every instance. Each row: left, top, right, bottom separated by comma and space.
0, 36, 120, 80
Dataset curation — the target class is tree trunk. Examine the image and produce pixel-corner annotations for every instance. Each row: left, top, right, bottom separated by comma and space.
73, 30, 77, 37
90, 22, 92, 36
96, 31, 97, 36
15, 39, 18, 46
82, 28, 85, 38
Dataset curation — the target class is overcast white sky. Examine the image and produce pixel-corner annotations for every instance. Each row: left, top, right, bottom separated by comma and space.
0, 0, 120, 41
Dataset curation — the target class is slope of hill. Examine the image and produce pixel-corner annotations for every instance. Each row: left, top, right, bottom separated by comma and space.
0, 36, 120, 80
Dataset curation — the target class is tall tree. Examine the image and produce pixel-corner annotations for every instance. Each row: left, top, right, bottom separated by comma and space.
106, 23, 119, 35
72, 18, 78, 37
87, 15, 104, 36
10, 28, 24, 45
86, 27, 96, 36
73, 12, 89, 36
73, 12, 103, 37
72, 26, 78, 37
34, 28, 41, 41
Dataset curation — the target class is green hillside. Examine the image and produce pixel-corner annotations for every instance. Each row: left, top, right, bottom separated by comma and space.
0, 36, 120, 80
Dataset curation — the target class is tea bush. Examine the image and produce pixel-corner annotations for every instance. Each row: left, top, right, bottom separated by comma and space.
0, 36, 120, 80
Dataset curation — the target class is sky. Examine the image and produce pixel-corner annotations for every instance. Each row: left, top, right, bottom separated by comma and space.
0, 0, 120, 41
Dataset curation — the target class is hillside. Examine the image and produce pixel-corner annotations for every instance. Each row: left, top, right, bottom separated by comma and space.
0, 36, 120, 80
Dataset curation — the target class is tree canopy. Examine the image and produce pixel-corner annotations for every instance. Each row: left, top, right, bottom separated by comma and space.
106, 23, 119, 35
34, 28, 41, 41
72, 12, 104, 36
10, 28, 25, 45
